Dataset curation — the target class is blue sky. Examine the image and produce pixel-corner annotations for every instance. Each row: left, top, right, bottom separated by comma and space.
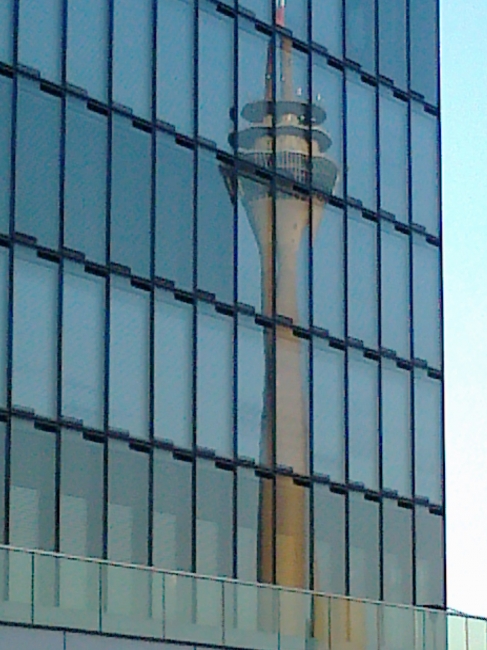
442, 0, 487, 618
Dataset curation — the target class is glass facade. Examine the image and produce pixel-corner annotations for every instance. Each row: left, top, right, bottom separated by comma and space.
0, 0, 443, 626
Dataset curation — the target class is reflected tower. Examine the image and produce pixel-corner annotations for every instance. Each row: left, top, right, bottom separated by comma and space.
226, 0, 338, 593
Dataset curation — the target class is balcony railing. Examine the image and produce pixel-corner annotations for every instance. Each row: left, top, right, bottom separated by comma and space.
0, 544, 482, 650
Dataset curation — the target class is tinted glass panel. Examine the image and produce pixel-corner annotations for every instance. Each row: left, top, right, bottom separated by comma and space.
0, 76, 11, 235
275, 476, 309, 589
113, 0, 151, 117
237, 467, 262, 582
0, 248, 8, 406
65, 97, 107, 264
381, 223, 409, 359
410, 0, 438, 105
379, 89, 408, 223
157, 0, 193, 135
415, 507, 444, 608
197, 460, 233, 577
345, 0, 375, 73
197, 149, 234, 303
153, 450, 192, 571
60, 430, 104, 557
154, 290, 192, 448
108, 440, 149, 564
238, 0, 270, 25
285, 0, 307, 42
0, 0, 13, 63
313, 205, 344, 337
411, 105, 440, 235
382, 361, 411, 497
314, 484, 345, 595
348, 351, 378, 490
412, 236, 441, 368
378, 0, 406, 89
311, 57, 343, 198
414, 370, 442, 504
62, 262, 105, 430
313, 339, 344, 482
109, 278, 150, 439
155, 132, 193, 291
238, 23, 270, 134
10, 420, 56, 551
383, 500, 412, 605
67, 0, 108, 101
312, 0, 342, 58
237, 317, 265, 463
18, 0, 62, 82
347, 209, 377, 348
0, 424, 5, 543
12, 249, 58, 418
15, 79, 60, 249
346, 74, 376, 210
275, 329, 309, 475
111, 115, 151, 278
197, 306, 233, 456
199, 2, 233, 150
349, 492, 379, 600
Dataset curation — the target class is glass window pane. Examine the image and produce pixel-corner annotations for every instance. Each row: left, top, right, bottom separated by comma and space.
285, 0, 307, 42
413, 236, 441, 368
348, 351, 378, 490
237, 317, 265, 463
18, 0, 62, 82
197, 149, 234, 303
312, 0, 342, 58
237, 467, 262, 582
0, 248, 8, 406
62, 262, 105, 430
67, 0, 108, 101
238, 0, 270, 25
311, 56, 343, 198
111, 115, 151, 278
0, 0, 13, 63
113, 0, 151, 117
108, 440, 149, 564
157, 0, 193, 135
199, 2, 233, 150
313, 339, 344, 482
197, 305, 233, 456
109, 278, 150, 439
411, 105, 440, 235
314, 483, 345, 595
414, 370, 442, 504
381, 223, 409, 359
383, 499, 412, 605
0, 76, 11, 235
237, 173, 267, 313
64, 96, 107, 264
382, 360, 411, 497
378, 0, 406, 89
345, 0, 375, 73
276, 328, 309, 475
15, 79, 61, 249
346, 73, 376, 210
238, 22, 270, 135
410, 0, 438, 106
197, 460, 233, 577
313, 205, 344, 337
155, 131, 193, 291
154, 290, 193, 448
0, 423, 5, 542
10, 419, 56, 551
60, 429, 104, 558
415, 507, 444, 608
13, 249, 58, 418
347, 209, 377, 348
379, 89, 408, 223
153, 449, 192, 571
349, 492, 379, 600
276, 476, 309, 589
